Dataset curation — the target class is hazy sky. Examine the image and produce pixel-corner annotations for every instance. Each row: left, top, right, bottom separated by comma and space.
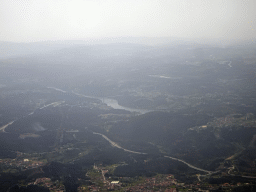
1, 0, 255, 42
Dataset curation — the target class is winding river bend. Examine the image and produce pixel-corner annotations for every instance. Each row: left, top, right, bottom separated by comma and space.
48, 87, 151, 114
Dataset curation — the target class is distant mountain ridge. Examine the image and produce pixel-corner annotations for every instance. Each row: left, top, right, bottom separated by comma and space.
0, 41, 78, 59
2, 36, 242, 59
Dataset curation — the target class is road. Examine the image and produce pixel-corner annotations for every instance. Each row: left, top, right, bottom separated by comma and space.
92, 131, 216, 173
164, 155, 216, 174
227, 165, 256, 179
93, 132, 256, 179
228, 61, 232, 68
39, 101, 64, 109
93, 132, 147, 155
0, 121, 15, 132
0, 101, 64, 133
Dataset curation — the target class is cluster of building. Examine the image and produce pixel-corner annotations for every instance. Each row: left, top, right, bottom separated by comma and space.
19, 133, 40, 139
76, 169, 255, 192
210, 115, 236, 128
123, 175, 178, 192
210, 113, 256, 129
28, 177, 65, 192
189, 113, 256, 133
0, 158, 45, 171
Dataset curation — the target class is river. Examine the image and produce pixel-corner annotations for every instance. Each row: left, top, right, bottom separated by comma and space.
48, 87, 151, 114
98, 97, 151, 114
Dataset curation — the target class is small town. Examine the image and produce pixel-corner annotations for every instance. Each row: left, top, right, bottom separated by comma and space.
75, 164, 254, 192
0, 158, 45, 172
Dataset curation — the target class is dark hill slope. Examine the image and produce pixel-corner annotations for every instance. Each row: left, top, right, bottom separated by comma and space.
108, 111, 212, 146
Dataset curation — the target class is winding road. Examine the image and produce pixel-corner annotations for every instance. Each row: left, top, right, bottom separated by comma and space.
0, 101, 64, 133
0, 121, 15, 133
93, 132, 147, 155
92, 131, 216, 174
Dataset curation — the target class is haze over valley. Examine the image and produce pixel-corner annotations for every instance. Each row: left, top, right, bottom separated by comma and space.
1, 39, 256, 191
1, 0, 256, 191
